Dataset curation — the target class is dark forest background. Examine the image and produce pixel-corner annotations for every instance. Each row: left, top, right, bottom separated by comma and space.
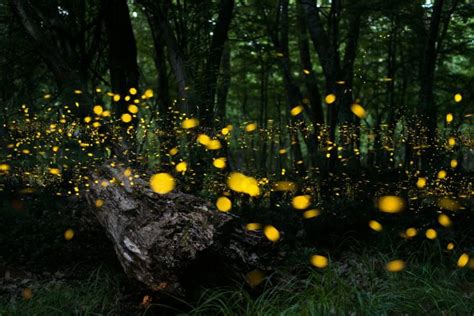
0, 0, 473, 314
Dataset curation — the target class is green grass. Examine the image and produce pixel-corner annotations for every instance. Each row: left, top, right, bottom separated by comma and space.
0, 267, 121, 316
188, 251, 474, 315
1, 250, 473, 315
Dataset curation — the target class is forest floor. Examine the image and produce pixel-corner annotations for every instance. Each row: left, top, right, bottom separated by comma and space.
1, 198, 473, 315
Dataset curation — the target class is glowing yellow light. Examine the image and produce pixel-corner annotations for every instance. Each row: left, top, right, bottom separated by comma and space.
182, 118, 199, 129
206, 139, 222, 150
95, 199, 104, 208
221, 127, 230, 135
303, 209, 320, 219
303, 69, 311, 75
406, 228, 417, 238
246, 223, 261, 231
310, 255, 328, 268
437, 170, 447, 179
351, 103, 367, 119
425, 228, 437, 240
447, 242, 455, 250
245, 123, 257, 132
454, 93, 462, 103
457, 253, 469, 268
263, 225, 280, 242
113, 94, 121, 102
64, 229, 74, 240
150, 173, 175, 194
378, 196, 405, 213
450, 159, 458, 168
448, 137, 456, 147
369, 220, 383, 232
0, 164, 10, 172
213, 157, 226, 169
290, 105, 304, 116
84, 116, 92, 123
385, 260, 405, 272
121, 113, 132, 123
227, 172, 260, 196
416, 177, 426, 189
93, 105, 103, 116
216, 196, 232, 212
325, 94, 336, 104
446, 113, 453, 123
169, 147, 178, 156
291, 195, 311, 210
175, 161, 187, 173
144, 89, 154, 98
438, 214, 452, 227
102, 110, 111, 117
49, 168, 60, 175
197, 134, 211, 146
274, 181, 296, 191
128, 104, 139, 114
129, 87, 137, 95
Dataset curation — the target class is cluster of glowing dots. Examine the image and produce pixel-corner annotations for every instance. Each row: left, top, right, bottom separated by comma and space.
227, 172, 260, 197
197, 134, 222, 150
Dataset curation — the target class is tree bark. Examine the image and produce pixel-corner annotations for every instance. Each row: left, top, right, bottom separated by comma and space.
84, 163, 272, 294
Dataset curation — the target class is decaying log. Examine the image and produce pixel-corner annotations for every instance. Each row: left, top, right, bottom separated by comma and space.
84, 162, 272, 294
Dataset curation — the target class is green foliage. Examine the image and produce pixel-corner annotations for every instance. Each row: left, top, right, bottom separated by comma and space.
190, 250, 474, 315
0, 268, 121, 316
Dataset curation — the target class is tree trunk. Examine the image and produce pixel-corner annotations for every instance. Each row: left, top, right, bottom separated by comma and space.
104, 0, 140, 118
84, 163, 272, 294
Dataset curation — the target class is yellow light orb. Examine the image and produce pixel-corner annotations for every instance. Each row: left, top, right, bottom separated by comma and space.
64, 229, 74, 241
175, 161, 187, 173
351, 103, 367, 119
216, 196, 232, 212
263, 225, 280, 242
213, 157, 226, 169
425, 228, 437, 240
378, 196, 405, 213
93, 105, 103, 116
369, 220, 383, 232
291, 195, 311, 210
121, 113, 132, 123
325, 94, 336, 104
454, 93, 462, 103
385, 260, 405, 272
182, 118, 199, 129
310, 255, 328, 268
150, 173, 175, 194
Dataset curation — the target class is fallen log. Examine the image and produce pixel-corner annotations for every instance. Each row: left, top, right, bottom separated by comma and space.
84, 162, 272, 294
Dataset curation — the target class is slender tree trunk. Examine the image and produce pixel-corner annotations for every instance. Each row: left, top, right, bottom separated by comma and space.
198, 0, 235, 127
104, 0, 139, 118
418, 0, 445, 168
